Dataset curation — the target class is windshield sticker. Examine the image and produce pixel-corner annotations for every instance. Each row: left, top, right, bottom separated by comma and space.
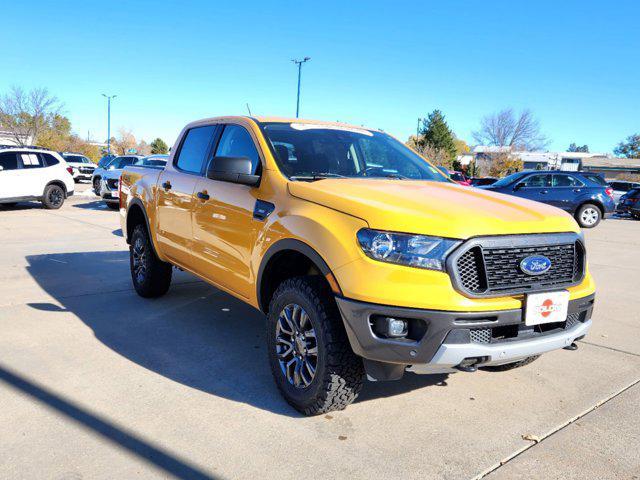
290, 123, 373, 137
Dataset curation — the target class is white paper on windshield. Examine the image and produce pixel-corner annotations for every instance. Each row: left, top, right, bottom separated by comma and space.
290, 123, 373, 137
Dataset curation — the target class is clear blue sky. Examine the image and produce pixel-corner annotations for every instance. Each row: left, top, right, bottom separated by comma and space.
2, 0, 638, 153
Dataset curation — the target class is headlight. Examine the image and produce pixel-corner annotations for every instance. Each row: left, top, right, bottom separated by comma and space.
356, 229, 460, 271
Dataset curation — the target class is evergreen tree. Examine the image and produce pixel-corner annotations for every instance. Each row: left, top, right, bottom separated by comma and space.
150, 137, 168, 154
568, 143, 589, 153
419, 110, 457, 161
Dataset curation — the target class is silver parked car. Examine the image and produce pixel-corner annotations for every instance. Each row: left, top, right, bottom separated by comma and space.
99, 154, 168, 209
92, 155, 144, 195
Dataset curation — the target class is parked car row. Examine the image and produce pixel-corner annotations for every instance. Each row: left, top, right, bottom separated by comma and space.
92, 154, 168, 209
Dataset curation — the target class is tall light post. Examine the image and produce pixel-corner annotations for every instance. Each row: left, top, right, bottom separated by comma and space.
102, 94, 117, 155
292, 57, 311, 118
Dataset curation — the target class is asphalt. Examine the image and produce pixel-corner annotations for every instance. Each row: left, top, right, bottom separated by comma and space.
0, 184, 638, 480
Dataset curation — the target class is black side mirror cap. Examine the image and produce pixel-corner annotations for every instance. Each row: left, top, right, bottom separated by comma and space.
207, 156, 260, 187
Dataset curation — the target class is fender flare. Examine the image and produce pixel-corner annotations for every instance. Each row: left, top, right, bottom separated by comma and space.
256, 238, 333, 312
126, 198, 160, 256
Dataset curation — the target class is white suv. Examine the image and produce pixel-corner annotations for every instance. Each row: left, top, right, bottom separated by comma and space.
0, 146, 75, 209
62, 152, 96, 182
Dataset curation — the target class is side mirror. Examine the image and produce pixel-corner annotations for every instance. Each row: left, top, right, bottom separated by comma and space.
207, 156, 260, 186
514, 182, 525, 191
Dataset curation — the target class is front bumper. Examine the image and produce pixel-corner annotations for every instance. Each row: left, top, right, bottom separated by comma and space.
336, 293, 594, 375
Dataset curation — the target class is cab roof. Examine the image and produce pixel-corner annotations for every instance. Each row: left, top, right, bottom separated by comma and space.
185, 115, 381, 133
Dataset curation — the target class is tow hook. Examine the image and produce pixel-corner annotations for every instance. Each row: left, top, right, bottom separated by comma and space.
564, 342, 579, 351
455, 358, 480, 372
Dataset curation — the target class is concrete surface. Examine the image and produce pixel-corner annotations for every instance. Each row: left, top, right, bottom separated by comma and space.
0, 184, 638, 480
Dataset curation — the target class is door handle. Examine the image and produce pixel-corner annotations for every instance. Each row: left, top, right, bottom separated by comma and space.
573, 189, 582, 193
197, 191, 210, 201
540, 190, 548, 194
162, 181, 172, 190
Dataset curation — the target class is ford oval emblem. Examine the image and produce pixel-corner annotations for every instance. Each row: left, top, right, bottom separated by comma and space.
520, 255, 552, 275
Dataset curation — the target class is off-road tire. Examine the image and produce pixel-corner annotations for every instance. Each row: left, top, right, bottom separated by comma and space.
106, 202, 119, 210
267, 276, 364, 415
130, 224, 172, 298
575, 203, 601, 228
42, 184, 65, 209
481, 355, 540, 372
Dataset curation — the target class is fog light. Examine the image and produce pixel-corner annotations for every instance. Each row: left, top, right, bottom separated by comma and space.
388, 318, 408, 337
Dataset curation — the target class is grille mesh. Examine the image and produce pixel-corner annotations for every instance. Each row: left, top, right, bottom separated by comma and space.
106, 179, 119, 189
454, 241, 582, 296
469, 328, 492, 343
565, 312, 581, 329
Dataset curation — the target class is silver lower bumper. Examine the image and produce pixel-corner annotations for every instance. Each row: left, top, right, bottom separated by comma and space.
407, 320, 591, 374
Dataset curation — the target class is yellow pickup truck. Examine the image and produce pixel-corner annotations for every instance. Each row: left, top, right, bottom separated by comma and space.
119, 116, 595, 415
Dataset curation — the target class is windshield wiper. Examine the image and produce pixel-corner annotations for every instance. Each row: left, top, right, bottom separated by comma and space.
289, 172, 347, 181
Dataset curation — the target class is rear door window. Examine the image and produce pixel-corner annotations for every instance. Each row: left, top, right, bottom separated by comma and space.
0, 152, 19, 170
552, 175, 584, 187
19, 153, 44, 169
522, 174, 551, 188
175, 126, 217, 174
214, 125, 261, 174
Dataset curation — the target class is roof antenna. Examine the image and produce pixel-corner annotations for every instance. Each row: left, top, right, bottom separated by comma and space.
246, 103, 252, 116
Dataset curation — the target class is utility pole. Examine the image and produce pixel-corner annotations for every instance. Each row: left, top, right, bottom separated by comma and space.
292, 57, 311, 118
102, 94, 117, 155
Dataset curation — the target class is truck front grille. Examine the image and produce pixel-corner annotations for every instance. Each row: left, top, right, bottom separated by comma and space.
449, 233, 585, 297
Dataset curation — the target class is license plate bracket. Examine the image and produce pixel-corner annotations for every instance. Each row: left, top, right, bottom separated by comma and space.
525, 290, 569, 326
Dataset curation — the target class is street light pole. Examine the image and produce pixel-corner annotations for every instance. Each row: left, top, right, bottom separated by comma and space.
102, 94, 117, 155
292, 57, 311, 118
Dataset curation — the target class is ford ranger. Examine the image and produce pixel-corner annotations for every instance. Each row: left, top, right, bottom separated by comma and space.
119, 116, 595, 415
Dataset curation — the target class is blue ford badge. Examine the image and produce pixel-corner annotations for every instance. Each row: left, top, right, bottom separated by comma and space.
520, 255, 552, 275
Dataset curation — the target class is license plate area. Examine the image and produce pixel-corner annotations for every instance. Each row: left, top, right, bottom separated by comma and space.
525, 290, 569, 326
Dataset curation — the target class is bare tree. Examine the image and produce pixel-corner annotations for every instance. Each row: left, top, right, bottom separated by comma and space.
111, 128, 138, 155
473, 109, 548, 151
0, 86, 61, 145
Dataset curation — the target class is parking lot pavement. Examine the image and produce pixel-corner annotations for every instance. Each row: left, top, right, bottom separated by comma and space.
1, 189, 639, 479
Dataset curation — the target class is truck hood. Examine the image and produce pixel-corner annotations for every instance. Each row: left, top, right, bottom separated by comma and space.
288, 179, 578, 239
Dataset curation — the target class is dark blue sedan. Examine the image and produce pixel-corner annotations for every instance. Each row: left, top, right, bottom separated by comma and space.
480, 170, 616, 228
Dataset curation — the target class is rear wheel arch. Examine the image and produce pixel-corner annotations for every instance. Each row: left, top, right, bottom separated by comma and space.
257, 239, 338, 313
43, 180, 67, 197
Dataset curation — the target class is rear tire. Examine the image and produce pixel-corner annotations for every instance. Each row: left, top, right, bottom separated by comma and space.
106, 202, 119, 210
267, 276, 364, 415
575, 203, 601, 228
42, 184, 65, 209
130, 224, 172, 298
481, 355, 540, 372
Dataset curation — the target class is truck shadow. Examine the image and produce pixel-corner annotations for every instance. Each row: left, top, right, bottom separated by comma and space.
26, 251, 449, 417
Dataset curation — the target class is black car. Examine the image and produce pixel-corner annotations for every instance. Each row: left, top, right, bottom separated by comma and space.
481, 170, 616, 228
616, 188, 640, 219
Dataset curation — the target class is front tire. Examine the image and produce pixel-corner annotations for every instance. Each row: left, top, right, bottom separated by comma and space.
481, 355, 540, 372
106, 202, 119, 210
42, 184, 65, 209
575, 203, 601, 228
130, 224, 172, 298
267, 276, 364, 415
93, 178, 101, 195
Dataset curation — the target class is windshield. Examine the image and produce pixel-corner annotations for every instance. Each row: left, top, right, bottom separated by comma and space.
262, 123, 449, 182
491, 171, 528, 187
134, 155, 168, 167
109, 157, 136, 169
64, 155, 89, 163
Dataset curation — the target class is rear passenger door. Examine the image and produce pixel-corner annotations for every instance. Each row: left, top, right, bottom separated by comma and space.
155, 125, 219, 267
191, 123, 262, 298
550, 174, 585, 211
